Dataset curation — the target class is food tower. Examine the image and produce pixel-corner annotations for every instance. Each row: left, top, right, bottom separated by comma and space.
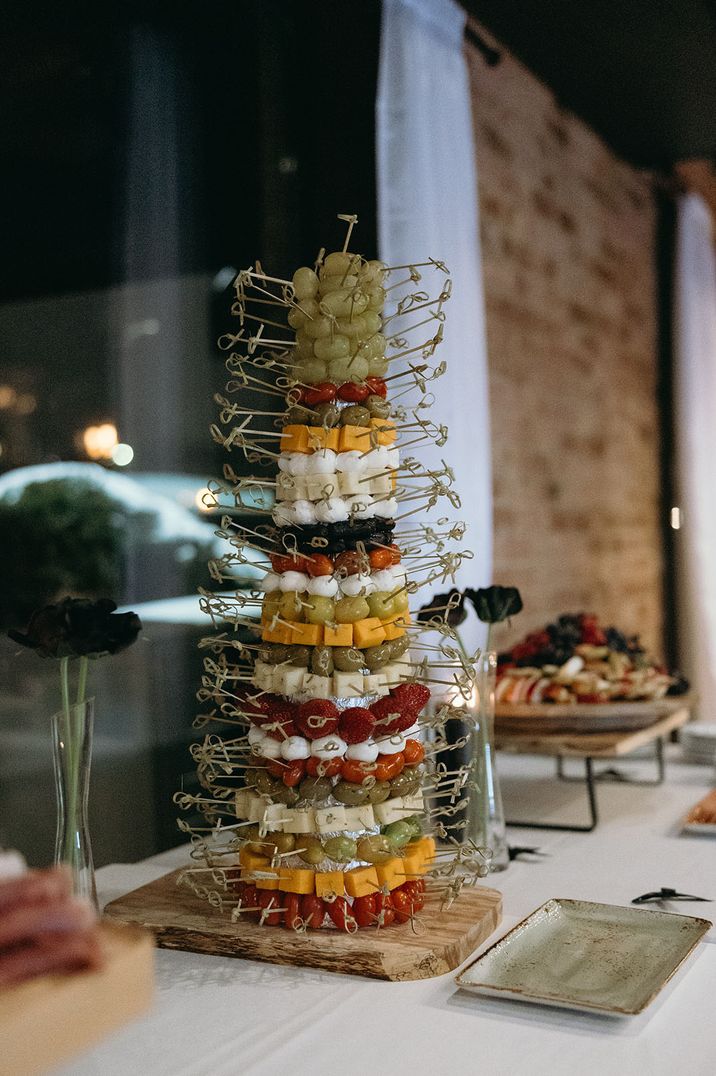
176, 216, 486, 934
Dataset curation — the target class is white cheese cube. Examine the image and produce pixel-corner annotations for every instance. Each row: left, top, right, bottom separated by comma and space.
282, 808, 316, 834
314, 805, 347, 833
247, 793, 268, 822
337, 471, 362, 496
403, 791, 424, 814
373, 797, 406, 825
305, 474, 337, 501
364, 673, 387, 695
333, 671, 364, 697
302, 673, 331, 699
262, 803, 287, 831
282, 666, 306, 696
252, 661, 274, 692
234, 789, 248, 818
342, 805, 376, 831
276, 472, 298, 501
369, 472, 392, 496
380, 663, 403, 687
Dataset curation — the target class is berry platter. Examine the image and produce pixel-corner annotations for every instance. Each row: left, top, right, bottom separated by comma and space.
495, 697, 693, 735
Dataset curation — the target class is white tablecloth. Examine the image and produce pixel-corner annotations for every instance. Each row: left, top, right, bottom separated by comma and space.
59, 750, 716, 1076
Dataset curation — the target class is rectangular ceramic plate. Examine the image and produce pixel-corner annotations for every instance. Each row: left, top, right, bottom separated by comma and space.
456, 898, 710, 1016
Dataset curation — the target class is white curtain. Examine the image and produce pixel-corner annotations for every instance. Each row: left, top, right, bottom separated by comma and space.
376, 0, 493, 644
674, 193, 716, 722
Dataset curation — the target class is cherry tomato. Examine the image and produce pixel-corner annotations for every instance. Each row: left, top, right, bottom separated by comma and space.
337, 381, 370, 403
365, 376, 387, 398
402, 880, 426, 910
271, 552, 308, 574
375, 891, 395, 927
334, 550, 369, 576
257, 889, 283, 927
282, 759, 306, 787
391, 889, 414, 925
284, 892, 302, 930
241, 884, 260, 920
303, 381, 337, 406
352, 893, 377, 929
387, 544, 401, 565
368, 546, 393, 570
402, 739, 425, 765
300, 893, 326, 929
326, 895, 358, 933
375, 753, 405, 782
306, 756, 343, 778
265, 758, 286, 779
305, 553, 334, 577
341, 758, 378, 784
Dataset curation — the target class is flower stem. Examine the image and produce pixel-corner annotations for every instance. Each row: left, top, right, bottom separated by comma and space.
76, 656, 89, 705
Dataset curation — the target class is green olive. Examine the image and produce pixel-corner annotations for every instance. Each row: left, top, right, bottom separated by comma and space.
389, 768, 422, 799
314, 401, 341, 428
270, 784, 300, 806
403, 814, 423, 840
363, 643, 391, 670
323, 835, 358, 863
333, 780, 370, 806
365, 780, 391, 805
366, 394, 391, 419
252, 769, 279, 796
296, 834, 326, 866
357, 835, 394, 865
340, 404, 371, 427
333, 646, 365, 672
311, 646, 334, 677
288, 645, 311, 667
298, 776, 333, 803
387, 635, 410, 659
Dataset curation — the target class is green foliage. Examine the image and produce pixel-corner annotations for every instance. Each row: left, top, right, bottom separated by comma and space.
0, 480, 148, 632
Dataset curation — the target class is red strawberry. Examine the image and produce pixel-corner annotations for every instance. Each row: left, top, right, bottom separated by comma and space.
369, 695, 403, 736
296, 699, 339, 740
262, 696, 298, 739
239, 691, 271, 726
391, 683, 431, 714
338, 706, 376, 744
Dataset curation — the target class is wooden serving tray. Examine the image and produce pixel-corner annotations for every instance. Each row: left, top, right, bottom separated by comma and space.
495, 696, 691, 735
0, 922, 154, 1076
105, 868, 502, 982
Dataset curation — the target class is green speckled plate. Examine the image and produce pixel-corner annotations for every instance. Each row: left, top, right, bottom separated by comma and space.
456, 898, 710, 1015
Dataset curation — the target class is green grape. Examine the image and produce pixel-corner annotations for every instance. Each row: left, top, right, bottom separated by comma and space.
304, 596, 336, 624
296, 834, 326, 866
336, 314, 367, 339
294, 358, 328, 384
367, 592, 396, 619
279, 591, 305, 622
356, 835, 393, 865
362, 310, 383, 335
334, 596, 370, 624
323, 835, 358, 863
320, 289, 369, 319
367, 287, 386, 311
360, 259, 386, 285
288, 306, 307, 330
403, 814, 423, 840
314, 335, 350, 362
392, 588, 410, 614
303, 314, 334, 341
320, 273, 358, 294
292, 266, 319, 300
332, 646, 365, 672
262, 591, 281, 621
367, 355, 389, 377
329, 355, 369, 382
364, 333, 386, 359
321, 251, 356, 277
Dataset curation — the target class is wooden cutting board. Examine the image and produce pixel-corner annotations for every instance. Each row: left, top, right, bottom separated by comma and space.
0, 923, 154, 1076
105, 869, 502, 982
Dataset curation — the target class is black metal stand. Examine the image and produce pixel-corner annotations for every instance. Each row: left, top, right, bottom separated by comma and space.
506, 738, 666, 833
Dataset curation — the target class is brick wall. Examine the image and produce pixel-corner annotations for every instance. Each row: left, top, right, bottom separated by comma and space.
466, 33, 664, 654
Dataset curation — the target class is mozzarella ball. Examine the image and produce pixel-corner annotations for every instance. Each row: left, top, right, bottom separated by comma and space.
346, 741, 379, 763
260, 571, 281, 593
307, 575, 339, 597
280, 735, 311, 761
311, 734, 348, 760
279, 570, 309, 592
374, 733, 406, 755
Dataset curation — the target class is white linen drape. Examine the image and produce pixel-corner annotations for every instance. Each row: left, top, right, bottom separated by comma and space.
376, 0, 493, 641
674, 192, 716, 722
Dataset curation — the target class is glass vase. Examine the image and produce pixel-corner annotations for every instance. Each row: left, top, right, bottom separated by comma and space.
465, 650, 509, 871
51, 698, 98, 908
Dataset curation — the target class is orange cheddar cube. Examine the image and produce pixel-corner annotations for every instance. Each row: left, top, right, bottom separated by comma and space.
417, 835, 436, 863
262, 622, 292, 645
255, 868, 280, 891
398, 850, 424, 882
314, 871, 345, 899
324, 427, 340, 452
280, 425, 310, 452
323, 622, 353, 647
307, 426, 328, 451
338, 424, 373, 453
288, 622, 322, 646
353, 618, 387, 649
344, 866, 380, 899
371, 418, 396, 445
239, 847, 270, 873
383, 621, 406, 642
375, 858, 403, 892
278, 868, 315, 895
